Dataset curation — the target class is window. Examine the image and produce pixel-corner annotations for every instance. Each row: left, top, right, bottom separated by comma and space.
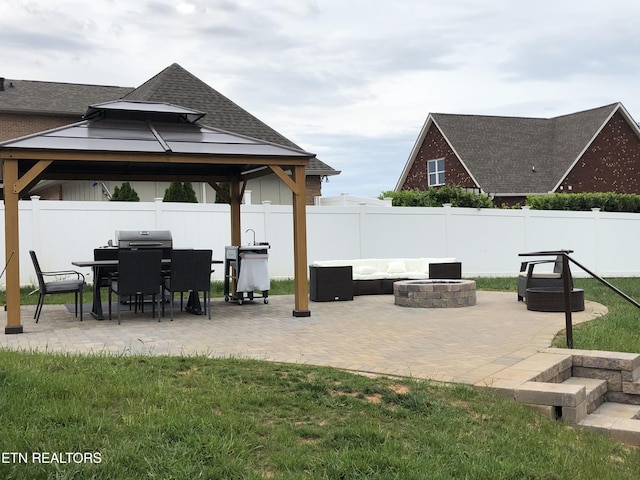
427, 158, 445, 186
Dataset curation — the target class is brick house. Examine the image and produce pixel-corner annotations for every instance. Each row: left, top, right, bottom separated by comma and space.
0, 64, 339, 204
395, 103, 640, 206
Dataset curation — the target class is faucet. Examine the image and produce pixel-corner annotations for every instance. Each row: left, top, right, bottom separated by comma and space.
246, 228, 256, 246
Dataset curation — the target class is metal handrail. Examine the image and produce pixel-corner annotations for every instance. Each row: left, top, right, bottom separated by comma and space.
519, 250, 640, 349
566, 256, 640, 309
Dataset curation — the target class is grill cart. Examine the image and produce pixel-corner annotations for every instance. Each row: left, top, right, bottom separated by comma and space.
224, 244, 270, 305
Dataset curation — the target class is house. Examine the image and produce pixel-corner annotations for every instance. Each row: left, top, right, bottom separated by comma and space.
0, 64, 339, 204
395, 103, 640, 206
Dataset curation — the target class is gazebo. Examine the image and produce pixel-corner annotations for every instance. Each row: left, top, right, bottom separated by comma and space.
0, 100, 316, 333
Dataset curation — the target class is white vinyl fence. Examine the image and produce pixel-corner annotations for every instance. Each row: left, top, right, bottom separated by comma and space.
3, 197, 640, 286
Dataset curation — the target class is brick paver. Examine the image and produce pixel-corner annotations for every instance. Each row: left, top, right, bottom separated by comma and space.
0, 291, 606, 385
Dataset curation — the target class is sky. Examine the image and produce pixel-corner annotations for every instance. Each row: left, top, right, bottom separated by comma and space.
1, 0, 640, 198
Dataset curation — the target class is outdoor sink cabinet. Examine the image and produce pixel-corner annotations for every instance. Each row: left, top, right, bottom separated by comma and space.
310, 258, 462, 300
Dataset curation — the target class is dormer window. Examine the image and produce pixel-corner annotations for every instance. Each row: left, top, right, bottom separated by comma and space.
427, 158, 445, 186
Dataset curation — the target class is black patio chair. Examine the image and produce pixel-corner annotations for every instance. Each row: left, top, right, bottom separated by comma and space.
94, 248, 118, 288
29, 250, 85, 323
164, 249, 213, 320
108, 249, 163, 324
517, 255, 573, 302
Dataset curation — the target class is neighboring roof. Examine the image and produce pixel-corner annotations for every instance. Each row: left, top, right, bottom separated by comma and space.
0, 78, 133, 116
122, 63, 338, 176
396, 103, 626, 195
0, 64, 338, 176
0, 100, 315, 180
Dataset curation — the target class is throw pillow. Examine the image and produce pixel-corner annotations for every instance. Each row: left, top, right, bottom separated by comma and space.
354, 265, 378, 275
386, 260, 406, 274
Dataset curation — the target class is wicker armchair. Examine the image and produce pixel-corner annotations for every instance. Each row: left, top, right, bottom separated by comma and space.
517, 256, 572, 302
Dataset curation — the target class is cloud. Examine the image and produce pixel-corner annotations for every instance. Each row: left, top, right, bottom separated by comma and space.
3, 0, 640, 199
0, 27, 94, 52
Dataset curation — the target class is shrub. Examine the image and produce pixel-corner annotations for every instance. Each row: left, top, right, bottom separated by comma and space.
110, 182, 140, 202
163, 182, 198, 203
526, 193, 640, 212
380, 186, 494, 208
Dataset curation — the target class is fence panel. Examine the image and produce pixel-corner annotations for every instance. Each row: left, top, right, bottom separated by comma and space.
2, 198, 638, 286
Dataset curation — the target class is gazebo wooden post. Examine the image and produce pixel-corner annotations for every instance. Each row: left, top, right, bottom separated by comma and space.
291, 165, 310, 317
229, 176, 242, 246
3, 158, 23, 334
228, 177, 242, 298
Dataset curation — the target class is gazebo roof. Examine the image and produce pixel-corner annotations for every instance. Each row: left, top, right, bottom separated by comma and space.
0, 100, 315, 183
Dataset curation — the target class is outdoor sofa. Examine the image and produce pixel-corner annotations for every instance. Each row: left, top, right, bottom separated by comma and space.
310, 258, 462, 299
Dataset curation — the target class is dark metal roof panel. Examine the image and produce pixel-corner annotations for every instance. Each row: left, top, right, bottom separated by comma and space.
85, 100, 206, 123
165, 141, 308, 156
0, 103, 316, 160
123, 63, 337, 175
5, 135, 165, 152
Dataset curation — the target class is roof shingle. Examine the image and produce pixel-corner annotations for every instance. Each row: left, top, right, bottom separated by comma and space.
123, 64, 337, 175
0, 79, 133, 115
430, 103, 618, 194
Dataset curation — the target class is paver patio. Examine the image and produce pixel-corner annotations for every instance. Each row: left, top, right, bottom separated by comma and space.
0, 291, 606, 385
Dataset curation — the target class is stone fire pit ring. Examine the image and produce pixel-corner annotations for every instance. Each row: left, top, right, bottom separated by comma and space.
393, 279, 476, 308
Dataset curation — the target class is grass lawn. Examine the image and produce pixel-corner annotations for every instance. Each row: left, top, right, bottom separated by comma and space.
0, 277, 639, 478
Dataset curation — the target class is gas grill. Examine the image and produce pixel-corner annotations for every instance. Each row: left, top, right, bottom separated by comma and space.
116, 230, 173, 258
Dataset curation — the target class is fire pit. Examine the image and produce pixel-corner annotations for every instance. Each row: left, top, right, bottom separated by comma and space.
394, 279, 476, 308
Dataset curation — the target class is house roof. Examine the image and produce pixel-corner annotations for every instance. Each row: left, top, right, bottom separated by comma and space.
122, 63, 338, 176
0, 64, 339, 176
396, 103, 626, 195
0, 78, 134, 116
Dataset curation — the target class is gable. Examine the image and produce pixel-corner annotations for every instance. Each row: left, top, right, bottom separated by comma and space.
400, 120, 477, 191
557, 110, 640, 194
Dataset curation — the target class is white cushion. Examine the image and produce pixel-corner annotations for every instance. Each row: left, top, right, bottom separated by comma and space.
354, 265, 378, 275
386, 260, 406, 274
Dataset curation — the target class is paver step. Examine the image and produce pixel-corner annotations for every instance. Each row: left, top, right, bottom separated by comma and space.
562, 377, 607, 414
592, 402, 640, 419
578, 406, 640, 446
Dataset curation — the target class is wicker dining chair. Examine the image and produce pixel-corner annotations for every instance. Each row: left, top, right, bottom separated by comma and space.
108, 249, 163, 324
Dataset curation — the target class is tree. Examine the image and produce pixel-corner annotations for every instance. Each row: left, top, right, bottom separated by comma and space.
110, 182, 140, 201
163, 182, 198, 203
214, 182, 230, 204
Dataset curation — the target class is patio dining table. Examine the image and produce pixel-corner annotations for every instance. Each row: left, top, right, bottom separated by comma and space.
72, 258, 222, 320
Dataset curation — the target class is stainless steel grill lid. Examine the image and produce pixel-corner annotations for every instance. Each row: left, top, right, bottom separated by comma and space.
116, 230, 172, 248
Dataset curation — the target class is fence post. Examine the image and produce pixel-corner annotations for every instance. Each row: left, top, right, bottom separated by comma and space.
262, 200, 271, 244
154, 198, 163, 229
30, 196, 41, 257
591, 208, 600, 275
442, 204, 452, 256
521, 205, 530, 252
358, 204, 367, 258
